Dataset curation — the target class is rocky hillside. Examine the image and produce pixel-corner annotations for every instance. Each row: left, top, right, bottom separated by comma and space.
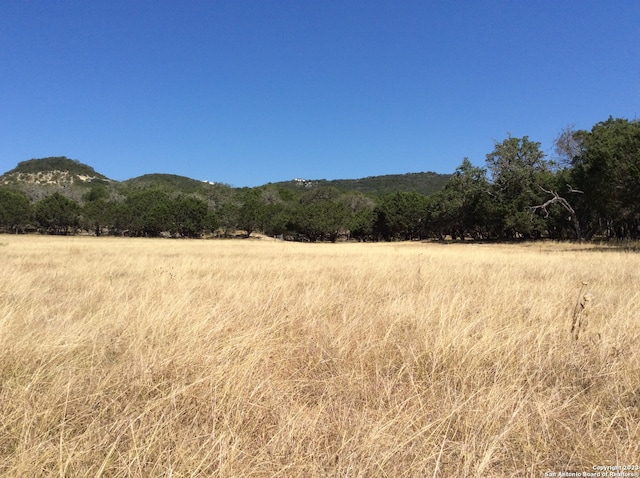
0, 157, 112, 201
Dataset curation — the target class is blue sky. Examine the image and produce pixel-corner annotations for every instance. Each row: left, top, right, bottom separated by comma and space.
1, 1, 638, 187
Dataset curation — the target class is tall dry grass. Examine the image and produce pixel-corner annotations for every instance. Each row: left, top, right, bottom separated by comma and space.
1, 236, 639, 477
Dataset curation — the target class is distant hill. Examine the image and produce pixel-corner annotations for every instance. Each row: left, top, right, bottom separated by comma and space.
122, 173, 219, 194
274, 172, 451, 197
1, 157, 451, 201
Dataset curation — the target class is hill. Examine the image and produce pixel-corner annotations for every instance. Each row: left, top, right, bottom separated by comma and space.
1, 157, 451, 201
121, 173, 221, 194
0, 157, 111, 201
274, 171, 451, 196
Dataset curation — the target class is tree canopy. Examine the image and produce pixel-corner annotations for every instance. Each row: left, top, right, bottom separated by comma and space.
0, 189, 32, 233
34, 192, 81, 234
6, 156, 107, 178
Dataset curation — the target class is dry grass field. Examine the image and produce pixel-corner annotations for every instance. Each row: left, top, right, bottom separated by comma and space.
1, 235, 639, 477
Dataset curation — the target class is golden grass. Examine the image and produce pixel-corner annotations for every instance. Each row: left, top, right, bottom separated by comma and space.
1, 236, 639, 477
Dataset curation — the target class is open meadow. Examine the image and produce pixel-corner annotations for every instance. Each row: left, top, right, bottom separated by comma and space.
1, 235, 639, 477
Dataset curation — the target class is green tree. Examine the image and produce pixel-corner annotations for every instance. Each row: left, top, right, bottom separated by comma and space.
572, 117, 640, 238
203, 209, 220, 235
121, 189, 173, 237
81, 186, 113, 236
236, 188, 267, 238
35, 193, 81, 234
262, 202, 292, 237
290, 187, 352, 242
293, 200, 351, 242
342, 192, 375, 241
485, 136, 551, 238
373, 192, 429, 241
440, 158, 494, 239
215, 201, 240, 236
258, 185, 299, 238
0, 189, 32, 233
173, 195, 208, 237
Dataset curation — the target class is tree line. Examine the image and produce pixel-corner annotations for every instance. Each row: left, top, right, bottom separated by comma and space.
1, 116, 638, 242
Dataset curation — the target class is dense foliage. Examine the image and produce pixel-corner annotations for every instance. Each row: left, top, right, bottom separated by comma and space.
0, 189, 32, 233
274, 172, 451, 196
34, 192, 81, 235
5, 156, 107, 178
1, 116, 638, 241
122, 173, 225, 194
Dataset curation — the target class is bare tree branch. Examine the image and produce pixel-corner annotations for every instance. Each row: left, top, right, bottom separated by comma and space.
531, 186, 582, 241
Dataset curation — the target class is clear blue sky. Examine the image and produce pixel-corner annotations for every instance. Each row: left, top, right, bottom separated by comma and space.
1, 1, 638, 187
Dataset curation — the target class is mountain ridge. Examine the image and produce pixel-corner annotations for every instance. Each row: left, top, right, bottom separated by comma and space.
1, 157, 451, 198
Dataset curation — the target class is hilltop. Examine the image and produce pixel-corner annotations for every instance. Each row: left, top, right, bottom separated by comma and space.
0, 157, 111, 201
274, 171, 450, 197
3, 156, 109, 181
121, 173, 231, 195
